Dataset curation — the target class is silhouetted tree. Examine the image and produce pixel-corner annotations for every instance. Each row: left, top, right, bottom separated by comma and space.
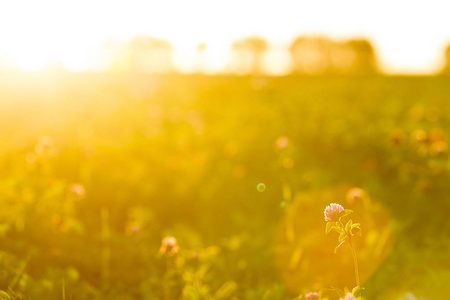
229, 36, 267, 74
128, 36, 173, 73
196, 43, 208, 73
442, 44, 450, 74
342, 39, 377, 74
289, 36, 333, 74
289, 36, 378, 75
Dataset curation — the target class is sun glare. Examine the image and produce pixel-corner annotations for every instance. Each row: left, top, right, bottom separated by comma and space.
1, 0, 450, 74
2, 43, 101, 73
12, 52, 48, 72
2, 33, 54, 72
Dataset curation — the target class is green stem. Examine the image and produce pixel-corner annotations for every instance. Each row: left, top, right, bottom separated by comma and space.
101, 208, 111, 292
339, 218, 360, 287
348, 235, 361, 287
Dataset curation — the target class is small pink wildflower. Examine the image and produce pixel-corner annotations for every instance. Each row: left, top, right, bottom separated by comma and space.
346, 187, 364, 204
160, 236, 179, 255
35, 136, 56, 156
126, 221, 140, 235
430, 141, 448, 156
340, 293, 356, 300
275, 136, 289, 150
305, 292, 320, 300
411, 130, 427, 143
324, 203, 344, 222
130, 224, 140, 233
70, 183, 86, 197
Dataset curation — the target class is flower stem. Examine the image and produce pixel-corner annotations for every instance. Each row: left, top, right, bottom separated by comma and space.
348, 236, 361, 287
339, 218, 360, 287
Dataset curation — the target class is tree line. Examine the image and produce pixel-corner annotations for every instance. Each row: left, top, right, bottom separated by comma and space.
103, 35, 381, 75
25, 35, 448, 75
443, 45, 450, 74
230, 36, 377, 75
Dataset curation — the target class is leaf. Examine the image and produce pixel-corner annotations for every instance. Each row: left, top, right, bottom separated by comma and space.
333, 226, 344, 234
351, 223, 360, 229
289, 246, 303, 270
329, 286, 346, 298
215, 281, 237, 299
351, 223, 362, 236
338, 232, 347, 243
345, 219, 353, 232
0, 291, 10, 300
344, 287, 350, 294
334, 240, 346, 253
182, 285, 198, 298
326, 222, 333, 234
352, 286, 364, 297
340, 209, 353, 218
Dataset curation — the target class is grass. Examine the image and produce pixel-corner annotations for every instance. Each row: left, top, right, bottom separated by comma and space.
0, 72, 449, 299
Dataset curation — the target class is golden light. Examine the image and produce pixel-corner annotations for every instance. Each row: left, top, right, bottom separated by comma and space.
1, 0, 450, 74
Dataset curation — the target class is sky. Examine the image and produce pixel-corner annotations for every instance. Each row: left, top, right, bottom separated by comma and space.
1, 0, 450, 74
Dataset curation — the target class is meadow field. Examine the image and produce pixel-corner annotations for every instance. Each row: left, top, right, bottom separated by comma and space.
0, 72, 449, 299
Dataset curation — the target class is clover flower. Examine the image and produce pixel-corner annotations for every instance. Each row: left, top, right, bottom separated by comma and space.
305, 292, 320, 300
160, 236, 179, 255
275, 136, 289, 150
339, 292, 356, 300
324, 203, 344, 222
125, 221, 140, 235
411, 130, 427, 143
70, 183, 86, 197
324, 200, 362, 295
430, 141, 448, 156
346, 187, 364, 204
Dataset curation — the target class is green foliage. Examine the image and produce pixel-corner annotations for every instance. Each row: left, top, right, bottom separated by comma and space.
325, 222, 334, 234
0, 291, 10, 300
352, 286, 364, 298
0, 73, 449, 299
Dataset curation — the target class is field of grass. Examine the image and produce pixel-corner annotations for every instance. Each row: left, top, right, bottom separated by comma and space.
0, 72, 449, 299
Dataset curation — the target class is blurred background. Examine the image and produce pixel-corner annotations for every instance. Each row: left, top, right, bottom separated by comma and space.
1, 1, 450, 299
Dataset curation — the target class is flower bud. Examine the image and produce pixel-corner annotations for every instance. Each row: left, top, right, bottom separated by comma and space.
160, 236, 179, 255
324, 203, 344, 222
305, 292, 320, 300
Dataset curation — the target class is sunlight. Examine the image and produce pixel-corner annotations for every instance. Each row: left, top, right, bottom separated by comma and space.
1, 27, 54, 72
2, 39, 100, 73
12, 50, 49, 72
199, 43, 230, 74
57, 44, 100, 72
1, 2, 450, 298
0, 0, 450, 73
263, 47, 292, 75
